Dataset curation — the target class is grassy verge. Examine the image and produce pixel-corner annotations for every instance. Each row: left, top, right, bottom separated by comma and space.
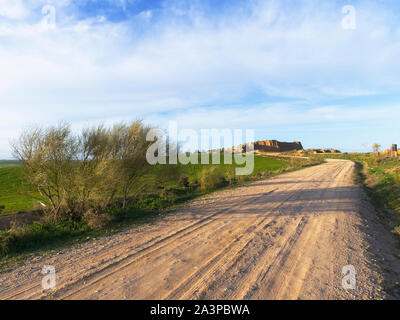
0, 155, 323, 272
0, 208, 164, 273
318, 153, 400, 234
357, 158, 400, 231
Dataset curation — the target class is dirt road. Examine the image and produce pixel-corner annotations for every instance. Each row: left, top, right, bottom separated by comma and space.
1, 159, 400, 300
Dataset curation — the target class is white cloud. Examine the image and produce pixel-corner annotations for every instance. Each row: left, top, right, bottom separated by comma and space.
2, 1, 400, 105
1, 0, 400, 157
0, 0, 29, 19
138, 10, 152, 20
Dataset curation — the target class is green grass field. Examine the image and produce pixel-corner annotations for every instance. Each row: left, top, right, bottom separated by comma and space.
0, 166, 39, 215
178, 154, 287, 180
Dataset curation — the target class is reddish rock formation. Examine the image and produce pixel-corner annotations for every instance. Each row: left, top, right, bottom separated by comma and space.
252, 140, 303, 153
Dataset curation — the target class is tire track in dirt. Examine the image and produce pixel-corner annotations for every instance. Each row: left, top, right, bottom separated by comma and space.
56, 172, 320, 299
201, 168, 338, 300
47, 167, 324, 299
0, 162, 344, 299
1, 190, 273, 300
53, 164, 333, 299
249, 160, 357, 299
161, 166, 333, 300
1, 160, 397, 300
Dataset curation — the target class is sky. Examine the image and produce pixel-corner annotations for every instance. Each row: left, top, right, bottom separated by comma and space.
1, 0, 400, 158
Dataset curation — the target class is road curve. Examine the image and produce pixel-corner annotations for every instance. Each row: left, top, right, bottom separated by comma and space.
1, 159, 400, 300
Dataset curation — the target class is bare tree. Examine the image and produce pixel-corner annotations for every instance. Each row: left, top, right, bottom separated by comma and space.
109, 121, 155, 208
74, 124, 117, 213
11, 123, 78, 220
372, 143, 381, 154
11, 121, 180, 220
11, 123, 117, 220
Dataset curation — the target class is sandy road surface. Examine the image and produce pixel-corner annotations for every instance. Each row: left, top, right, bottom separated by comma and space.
1, 159, 400, 300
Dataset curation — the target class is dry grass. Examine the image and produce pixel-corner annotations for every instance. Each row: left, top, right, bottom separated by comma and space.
83, 209, 114, 230
198, 167, 226, 191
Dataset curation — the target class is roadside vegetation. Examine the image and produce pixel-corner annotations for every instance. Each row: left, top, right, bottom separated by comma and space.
0, 122, 323, 267
318, 152, 400, 236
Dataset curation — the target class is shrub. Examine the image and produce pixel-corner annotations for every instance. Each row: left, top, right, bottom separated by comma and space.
11, 121, 156, 220
226, 167, 236, 185
178, 174, 190, 188
0, 220, 91, 257
393, 225, 400, 236
134, 194, 172, 210
237, 175, 250, 183
83, 209, 113, 230
198, 166, 226, 191
262, 170, 272, 177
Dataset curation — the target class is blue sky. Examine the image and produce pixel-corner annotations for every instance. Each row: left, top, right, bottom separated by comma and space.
0, 0, 400, 158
